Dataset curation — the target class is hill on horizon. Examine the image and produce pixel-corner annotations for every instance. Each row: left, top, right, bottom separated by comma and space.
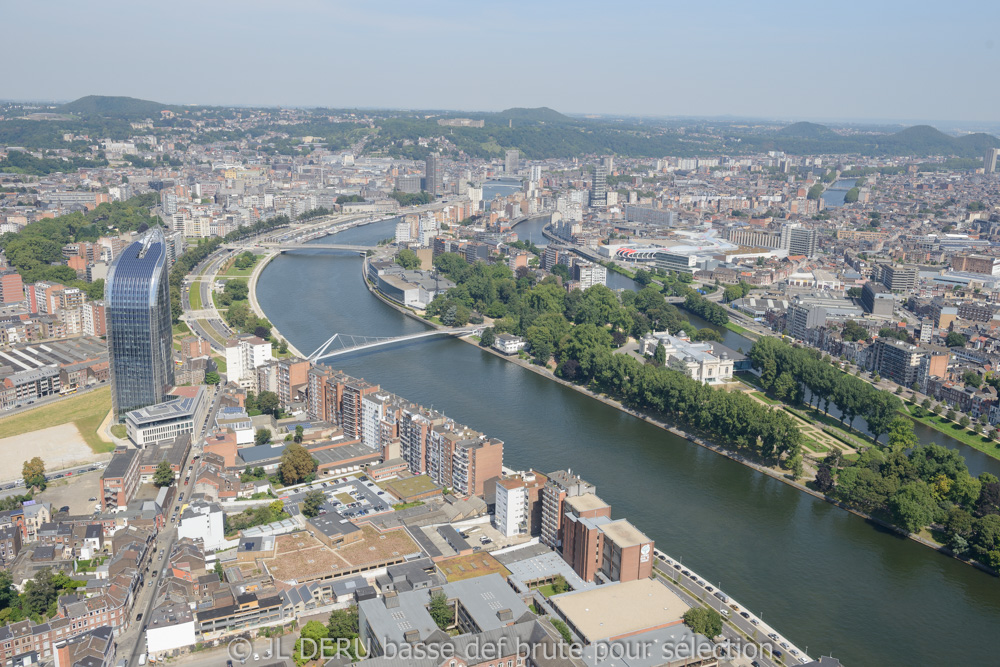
59, 95, 175, 119
496, 107, 571, 124
776, 121, 839, 139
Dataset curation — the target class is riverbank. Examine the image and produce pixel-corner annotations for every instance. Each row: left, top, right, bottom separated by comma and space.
247, 250, 307, 359
346, 254, 996, 575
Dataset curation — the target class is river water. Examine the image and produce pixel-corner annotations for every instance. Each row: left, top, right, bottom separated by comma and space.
822, 179, 858, 208
256, 219, 1000, 666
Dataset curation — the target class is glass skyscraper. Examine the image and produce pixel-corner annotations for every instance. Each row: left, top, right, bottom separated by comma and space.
105, 228, 174, 421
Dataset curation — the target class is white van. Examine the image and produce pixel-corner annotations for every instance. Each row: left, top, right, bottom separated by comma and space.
138, 654, 147, 666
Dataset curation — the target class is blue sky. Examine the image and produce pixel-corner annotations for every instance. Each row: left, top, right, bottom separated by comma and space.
7, 0, 999, 125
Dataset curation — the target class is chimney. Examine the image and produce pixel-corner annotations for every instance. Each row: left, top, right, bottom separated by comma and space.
384, 591, 399, 609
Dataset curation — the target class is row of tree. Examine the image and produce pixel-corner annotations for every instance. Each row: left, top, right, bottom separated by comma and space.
168, 214, 291, 322
748, 336, 902, 443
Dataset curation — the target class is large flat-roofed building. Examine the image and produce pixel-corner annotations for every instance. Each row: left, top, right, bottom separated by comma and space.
861, 281, 894, 317
551, 578, 688, 643
951, 254, 1000, 276
359, 573, 530, 656
125, 386, 206, 447
558, 491, 655, 584
873, 262, 918, 292
638, 332, 735, 384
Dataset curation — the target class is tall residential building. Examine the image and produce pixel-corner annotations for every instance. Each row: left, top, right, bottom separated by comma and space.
780, 223, 818, 257
590, 165, 608, 208
985, 147, 1000, 174
105, 228, 174, 421
540, 470, 596, 549
424, 154, 441, 195
873, 263, 918, 291
224, 335, 272, 389
0, 269, 24, 304
505, 149, 519, 175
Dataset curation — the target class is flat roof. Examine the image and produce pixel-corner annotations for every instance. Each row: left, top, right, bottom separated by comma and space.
565, 493, 609, 514
552, 579, 687, 643
600, 519, 650, 548
384, 475, 441, 499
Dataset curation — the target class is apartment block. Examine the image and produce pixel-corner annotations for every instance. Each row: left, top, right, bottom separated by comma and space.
540, 469, 596, 549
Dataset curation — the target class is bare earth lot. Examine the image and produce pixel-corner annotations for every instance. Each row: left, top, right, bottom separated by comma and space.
0, 423, 110, 483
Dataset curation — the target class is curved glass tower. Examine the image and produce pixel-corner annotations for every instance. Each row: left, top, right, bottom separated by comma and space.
105, 228, 174, 421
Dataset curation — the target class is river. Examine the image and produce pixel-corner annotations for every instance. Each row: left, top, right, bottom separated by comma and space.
822, 179, 858, 208
256, 218, 1000, 666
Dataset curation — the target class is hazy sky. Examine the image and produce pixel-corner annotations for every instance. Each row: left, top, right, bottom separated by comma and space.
7, 0, 1000, 124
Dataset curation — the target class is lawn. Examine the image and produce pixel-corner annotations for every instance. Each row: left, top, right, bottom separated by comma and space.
198, 320, 225, 345
535, 584, 558, 598
110, 424, 127, 439
0, 386, 114, 454
212, 355, 227, 373
801, 437, 829, 453
751, 392, 782, 405
222, 263, 257, 278
189, 283, 203, 310
724, 321, 751, 335
335, 492, 354, 505
903, 406, 1000, 459
172, 322, 190, 336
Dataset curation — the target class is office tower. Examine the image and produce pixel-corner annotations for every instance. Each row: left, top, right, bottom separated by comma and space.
0, 269, 23, 304
105, 228, 174, 421
985, 147, 1000, 174
590, 165, 608, 208
530, 165, 542, 183
505, 149, 519, 175
424, 154, 441, 195
780, 223, 818, 258
601, 155, 614, 172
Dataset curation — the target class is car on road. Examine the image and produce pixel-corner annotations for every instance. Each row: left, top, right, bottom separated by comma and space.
136, 613, 143, 622
740, 612, 750, 619
681, 570, 690, 576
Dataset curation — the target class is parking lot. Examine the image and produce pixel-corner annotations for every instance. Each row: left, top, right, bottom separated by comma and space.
37, 468, 104, 516
283, 474, 394, 519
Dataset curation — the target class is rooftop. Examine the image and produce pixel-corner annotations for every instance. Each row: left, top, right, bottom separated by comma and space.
551, 579, 687, 643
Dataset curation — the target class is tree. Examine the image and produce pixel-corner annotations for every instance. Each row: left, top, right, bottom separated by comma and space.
255, 428, 272, 446
214, 560, 225, 581
22, 457, 46, 491
257, 391, 280, 416
153, 460, 174, 487
204, 371, 220, 385
551, 574, 570, 594
254, 325, 271, 340
551, 618, 573, 643
683, 607, 723, 638
963, 370, 983, 388
960, 415, 972, 429
396, 248, 420, 270
295, 620, 331, 666
294, 425, 304, 444
479, 327, 496, 348
278, 338, 289, 354
280, 442, 317, 485
946, 331, 967, 348
815, 464, 835, 494
946, 409, 956, 422
428, 591, 453, 629
806, 183, 824, 200
301, 489, 325, 517
653, 342, 666, 367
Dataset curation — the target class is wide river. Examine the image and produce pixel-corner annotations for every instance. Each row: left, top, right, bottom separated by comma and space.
257, 219, 1000, 666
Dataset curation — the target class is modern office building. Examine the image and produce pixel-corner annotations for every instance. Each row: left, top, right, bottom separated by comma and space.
873, 262, 919, 291
985, 147, 1000, 174
423, 154, 441, 195
780, 223, 819, 257
590, 165, 608, 208
505, 149, 519, 175
105, 228, 175, 421
860, 282, 895, 317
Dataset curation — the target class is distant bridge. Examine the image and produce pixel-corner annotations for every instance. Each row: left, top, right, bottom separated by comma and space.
264, 243, 374, 253
308, 327, 480, 362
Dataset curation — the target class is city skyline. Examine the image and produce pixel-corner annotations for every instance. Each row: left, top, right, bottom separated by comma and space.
6, 0, 1000, 125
